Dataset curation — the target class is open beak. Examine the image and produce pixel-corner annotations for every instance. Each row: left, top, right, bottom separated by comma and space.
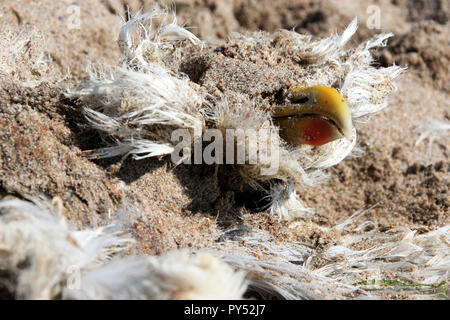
271, 85, 352, 146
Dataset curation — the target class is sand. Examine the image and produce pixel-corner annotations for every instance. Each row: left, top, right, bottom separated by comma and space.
0, 0, 448, 299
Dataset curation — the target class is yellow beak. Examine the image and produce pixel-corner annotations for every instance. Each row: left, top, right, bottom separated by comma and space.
271, 85, 352, 146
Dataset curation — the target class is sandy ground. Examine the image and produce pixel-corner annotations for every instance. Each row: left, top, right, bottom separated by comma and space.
0, 0, 448, 299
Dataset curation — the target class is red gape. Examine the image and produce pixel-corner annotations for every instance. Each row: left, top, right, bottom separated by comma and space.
300, 118, 336, 146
